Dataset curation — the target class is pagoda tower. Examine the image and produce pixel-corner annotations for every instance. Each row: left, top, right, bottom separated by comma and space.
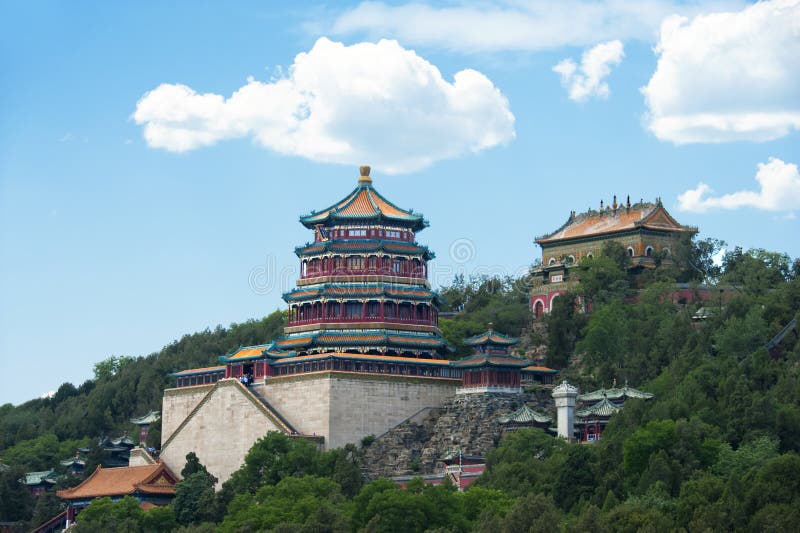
274, 166, 449, 358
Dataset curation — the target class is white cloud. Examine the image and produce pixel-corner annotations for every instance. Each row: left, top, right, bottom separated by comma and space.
329, 1, 743, 52
678, 158, 800, 213
133, 38, 514, 174
553, 40, 624, 102
643, 0, 800, 143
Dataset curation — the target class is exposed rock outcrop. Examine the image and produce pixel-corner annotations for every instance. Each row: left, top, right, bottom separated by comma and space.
363, 389, 554, 479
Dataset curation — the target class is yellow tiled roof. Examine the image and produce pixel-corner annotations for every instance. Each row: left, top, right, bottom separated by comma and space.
537, 204, 697, 244
57, 464, 177, 500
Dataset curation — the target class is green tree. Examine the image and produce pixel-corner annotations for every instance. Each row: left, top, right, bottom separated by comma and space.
576, 251, 629, 306
180, 452, 212, 479
500, 493, 561, 533
545, 292, 586, 368
623, 419, 677, 489
141, 505, 177, 533
0, 464, 35, 522
73, 496, 144, 533
28, 491, 65, 530
173, 471, 217, 526
220, 476, 346, 532
576, 301, 628, 383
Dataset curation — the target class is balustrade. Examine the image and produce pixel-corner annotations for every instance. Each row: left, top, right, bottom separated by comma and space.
288, 301, 438, 327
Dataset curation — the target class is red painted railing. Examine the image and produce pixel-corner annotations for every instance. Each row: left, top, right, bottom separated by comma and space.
300, 267, 427, 281
288, 316, 435, 327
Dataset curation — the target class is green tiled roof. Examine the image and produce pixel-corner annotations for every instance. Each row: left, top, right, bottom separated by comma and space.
578, 385, 654, 402
25, 470, 57, 486
130, 410, 161, 425
576, 397, 622, 418
499, 405, 552, 424
452, 354, 531, 369
275, 330, 448, 351
463, 329, 519, 347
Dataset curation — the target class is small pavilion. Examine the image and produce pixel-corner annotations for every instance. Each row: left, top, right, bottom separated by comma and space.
574, 382, 654, 442
24, 470, 58, 497
499, 405, 552, 431
130, 410, 161, 446
453, 325, 531, 394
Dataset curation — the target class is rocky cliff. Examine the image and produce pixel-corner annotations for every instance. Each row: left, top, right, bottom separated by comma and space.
362, 388, 554, 479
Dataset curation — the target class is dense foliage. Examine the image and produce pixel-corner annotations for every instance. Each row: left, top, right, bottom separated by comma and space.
0, 310, 285, 528
438, 274, 532, 358
2, 239, 799, 532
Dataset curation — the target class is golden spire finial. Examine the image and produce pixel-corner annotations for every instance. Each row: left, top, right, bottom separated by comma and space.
358, 165, 372, 185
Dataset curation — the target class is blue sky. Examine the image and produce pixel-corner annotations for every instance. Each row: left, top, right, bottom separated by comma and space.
1, 0, 798, 405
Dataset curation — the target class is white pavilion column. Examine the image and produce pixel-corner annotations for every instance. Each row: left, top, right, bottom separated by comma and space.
552, 381, 579, 440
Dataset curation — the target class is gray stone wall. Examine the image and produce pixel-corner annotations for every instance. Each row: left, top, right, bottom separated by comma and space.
161, 385, 213, 442
160, 380, 283, 485
327, 375, 457, 449
262, 372, 458, 449
159, 372, 459, 487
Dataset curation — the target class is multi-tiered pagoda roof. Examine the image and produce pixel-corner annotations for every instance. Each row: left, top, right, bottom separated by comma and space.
299, 167, 428, 231
271, 166, 449, 359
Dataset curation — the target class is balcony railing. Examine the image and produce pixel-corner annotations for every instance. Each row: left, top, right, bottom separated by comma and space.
288, 315, 436, 327
300, 267, 427, 280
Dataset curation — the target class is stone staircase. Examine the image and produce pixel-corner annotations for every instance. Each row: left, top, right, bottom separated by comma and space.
245, 383, 298, 434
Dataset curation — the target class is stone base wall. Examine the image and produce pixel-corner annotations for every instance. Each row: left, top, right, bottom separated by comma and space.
261, 372, 459, 449
159, 372, 459, 486
128, 447, 157, 467
160, 380, 284, 485
161, 385, 213, 442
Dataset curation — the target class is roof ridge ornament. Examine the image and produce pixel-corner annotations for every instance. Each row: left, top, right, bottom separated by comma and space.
358, 165, 372, 185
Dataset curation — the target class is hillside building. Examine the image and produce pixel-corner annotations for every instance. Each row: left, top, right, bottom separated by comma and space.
530, 197, 697, 317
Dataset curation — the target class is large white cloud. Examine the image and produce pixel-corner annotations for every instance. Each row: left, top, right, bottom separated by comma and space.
553, 40, 624, 102
678, 158, 800, 213
643, 0, 800, 144
329, 1, 743, 52
133, 38, 514, 174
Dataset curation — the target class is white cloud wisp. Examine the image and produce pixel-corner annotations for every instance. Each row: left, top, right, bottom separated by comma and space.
643, 0, 800, 144
329, 1, 743, 52
132, 38, 515, 174
553, 40, 624, 102
678, 158, 800, 213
